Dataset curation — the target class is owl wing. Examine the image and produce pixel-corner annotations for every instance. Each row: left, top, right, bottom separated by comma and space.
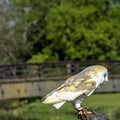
42, 76, 96, 104
55, 77, 97, 101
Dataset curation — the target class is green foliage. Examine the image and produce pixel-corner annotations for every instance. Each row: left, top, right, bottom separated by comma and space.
27, 51, 58, 63
6, 0, 120, 63
44, 1, 120, 61
46, 5, 96, 60
0, 93, 120, 120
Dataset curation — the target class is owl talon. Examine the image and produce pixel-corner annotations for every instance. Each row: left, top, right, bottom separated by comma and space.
78, 107, 90, 120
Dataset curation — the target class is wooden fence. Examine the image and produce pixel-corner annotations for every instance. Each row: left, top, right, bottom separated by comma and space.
0, 61, 120, 100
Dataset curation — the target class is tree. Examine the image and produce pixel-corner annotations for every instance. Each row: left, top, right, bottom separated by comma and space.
7, 0, 120, 63
39, 0, 120, 61
0, 3, 21, 64
0, 1, 32, 64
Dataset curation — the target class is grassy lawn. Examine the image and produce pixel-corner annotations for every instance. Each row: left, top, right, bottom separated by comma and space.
0, 93, 120, 120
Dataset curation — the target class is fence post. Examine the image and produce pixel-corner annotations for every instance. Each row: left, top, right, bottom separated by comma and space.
66, 63, 72, 75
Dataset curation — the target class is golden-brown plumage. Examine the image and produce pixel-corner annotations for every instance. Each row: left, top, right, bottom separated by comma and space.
42, 65, 108, 110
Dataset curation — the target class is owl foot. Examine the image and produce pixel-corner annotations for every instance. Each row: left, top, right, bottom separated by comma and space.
78, 107, 90, 120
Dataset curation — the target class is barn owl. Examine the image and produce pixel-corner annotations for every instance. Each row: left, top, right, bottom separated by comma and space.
42, 65, 108, 110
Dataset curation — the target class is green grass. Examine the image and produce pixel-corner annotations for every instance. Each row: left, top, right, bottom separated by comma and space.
0, 93, 120, 120
83, 93, 120, 119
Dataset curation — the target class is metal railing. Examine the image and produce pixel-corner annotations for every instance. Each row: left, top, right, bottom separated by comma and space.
0, 61, 119, 82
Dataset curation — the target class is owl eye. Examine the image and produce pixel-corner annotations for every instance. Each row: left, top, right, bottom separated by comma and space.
104, 73, 106, 78
104, 72, 108, 78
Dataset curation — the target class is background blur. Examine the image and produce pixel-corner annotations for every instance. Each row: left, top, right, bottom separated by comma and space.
0, 0, 120, 120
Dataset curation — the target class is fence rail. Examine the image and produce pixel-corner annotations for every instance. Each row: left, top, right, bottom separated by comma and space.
0, 61, 119, 82
0, 61, 120, 100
